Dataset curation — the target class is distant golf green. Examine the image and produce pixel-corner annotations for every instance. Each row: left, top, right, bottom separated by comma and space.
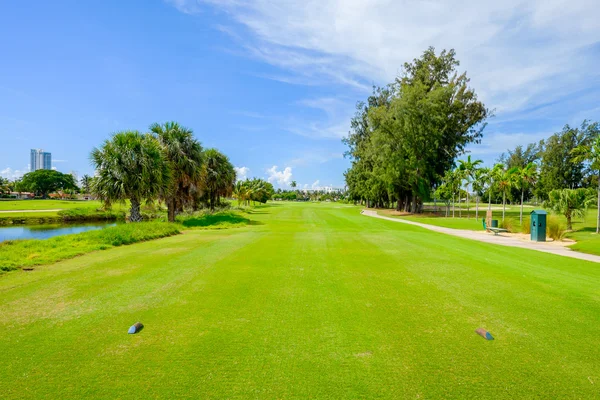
1, 202, 598, 398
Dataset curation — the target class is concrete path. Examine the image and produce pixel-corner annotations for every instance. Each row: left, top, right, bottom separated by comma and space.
361, 210, 600, 264
0, 209, 61, 213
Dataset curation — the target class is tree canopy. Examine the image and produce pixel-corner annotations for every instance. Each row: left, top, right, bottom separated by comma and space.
91, 130, 171, 222
20, 169, 78, 198
344, 47, 489, 212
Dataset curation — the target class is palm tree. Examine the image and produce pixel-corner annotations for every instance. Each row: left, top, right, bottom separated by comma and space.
91, 131, 170, 222
201, 148, 236, 210
572, 133, 600, 233
546, 188, 592, 230
442, 169, 461, 218
233, 180, 253, 206
80, 175, 92, 194
151, 122, 203, 222
514, 162, 538, 225
458, 155, 483, 219
472, 167, 491, 221
493, 164, 518, 221
291, 181, 297, 189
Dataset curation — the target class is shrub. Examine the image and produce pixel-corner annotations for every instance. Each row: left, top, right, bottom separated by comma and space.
58, 208, 125, 221
547, 215, 566, 241
521, 217, 531, 234
176, 210, 250, 229
499, 217, 516, 233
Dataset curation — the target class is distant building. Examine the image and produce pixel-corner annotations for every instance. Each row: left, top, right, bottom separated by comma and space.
30, 149, 52, 171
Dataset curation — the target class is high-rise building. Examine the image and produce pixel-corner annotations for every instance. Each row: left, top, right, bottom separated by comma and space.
30, 149, 52, 171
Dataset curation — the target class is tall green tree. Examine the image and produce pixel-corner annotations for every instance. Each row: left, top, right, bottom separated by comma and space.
80, 175, 92, 194
571, 125, 600, 233
493, 164, 518, 220
458, 155, 483, 219
201, 148, 236, 211
91, 131, 170, 222
514, 162, 538, 224
0, 177, 10, 194
20, 169, 78, 198
545, 188, 592, 230
344, 48, 489, 212
472, 167, 491, 220
151, 122, 204, 222
536, 122, 591, 199
499, 143, 542, 169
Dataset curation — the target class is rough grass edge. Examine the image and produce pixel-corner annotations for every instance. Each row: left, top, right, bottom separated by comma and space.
0, 222, 180, 274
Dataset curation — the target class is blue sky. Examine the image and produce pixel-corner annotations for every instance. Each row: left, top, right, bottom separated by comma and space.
1, 0, 599, 189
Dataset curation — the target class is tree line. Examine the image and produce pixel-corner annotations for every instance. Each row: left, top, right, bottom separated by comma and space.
343, 47, 599, 233
90, 122, 271, 222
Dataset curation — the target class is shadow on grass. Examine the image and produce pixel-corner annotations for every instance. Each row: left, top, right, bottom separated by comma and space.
577, 227, 599, 233
181, 213, 253, 228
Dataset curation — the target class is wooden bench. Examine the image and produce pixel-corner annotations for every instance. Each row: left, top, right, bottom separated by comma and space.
482, 219, 508, 236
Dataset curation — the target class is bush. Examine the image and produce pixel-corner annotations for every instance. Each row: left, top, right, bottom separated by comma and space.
499, 217, 516, 233
176, 210, 250, 229
0, 222, 180, 272
521, 217, 531, 234
58, 207, 126, 221
547, 215, 566, 241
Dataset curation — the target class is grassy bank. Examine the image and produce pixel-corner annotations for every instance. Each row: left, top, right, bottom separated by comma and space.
0, 200, 130, 225
0, 222, 180, 273
0, 208, 126, 225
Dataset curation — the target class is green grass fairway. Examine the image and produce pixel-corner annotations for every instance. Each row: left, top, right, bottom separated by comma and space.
1, 203, 599, 398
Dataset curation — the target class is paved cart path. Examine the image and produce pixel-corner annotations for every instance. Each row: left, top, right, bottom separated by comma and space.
362, 209, 600, 264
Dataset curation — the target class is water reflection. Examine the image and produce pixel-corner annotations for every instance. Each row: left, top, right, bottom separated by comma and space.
0, 223, 117, 242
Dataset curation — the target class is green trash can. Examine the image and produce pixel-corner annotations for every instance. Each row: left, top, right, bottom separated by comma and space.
491, 220, 499, 228
530, 210, 547, 242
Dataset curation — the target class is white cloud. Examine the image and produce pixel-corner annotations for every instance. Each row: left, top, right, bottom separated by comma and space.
311, 180, 320, 189
235, 166, 250, 181
266, 165, 293, 186
169, 0, 600, 121
1, 167, 27, 180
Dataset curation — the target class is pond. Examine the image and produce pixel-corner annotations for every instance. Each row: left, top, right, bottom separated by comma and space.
0, 222, 117, 242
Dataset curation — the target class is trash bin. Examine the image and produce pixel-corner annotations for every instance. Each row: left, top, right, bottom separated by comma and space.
530, 210, 547, 242
491, 220, 499, 228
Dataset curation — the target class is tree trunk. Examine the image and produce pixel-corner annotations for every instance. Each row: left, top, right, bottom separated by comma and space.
167, 198, 176, 223
452, 193, 455, 218
502, 192, 506, 220
130, 198, 142, 222
567, 212, 572, 231
488, 191, 492, 210
597, 172, 600, 234
466, 184, 470, 219
476, 196, 479, 221
520, 189, 524, 225
412, 194, 418, 214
